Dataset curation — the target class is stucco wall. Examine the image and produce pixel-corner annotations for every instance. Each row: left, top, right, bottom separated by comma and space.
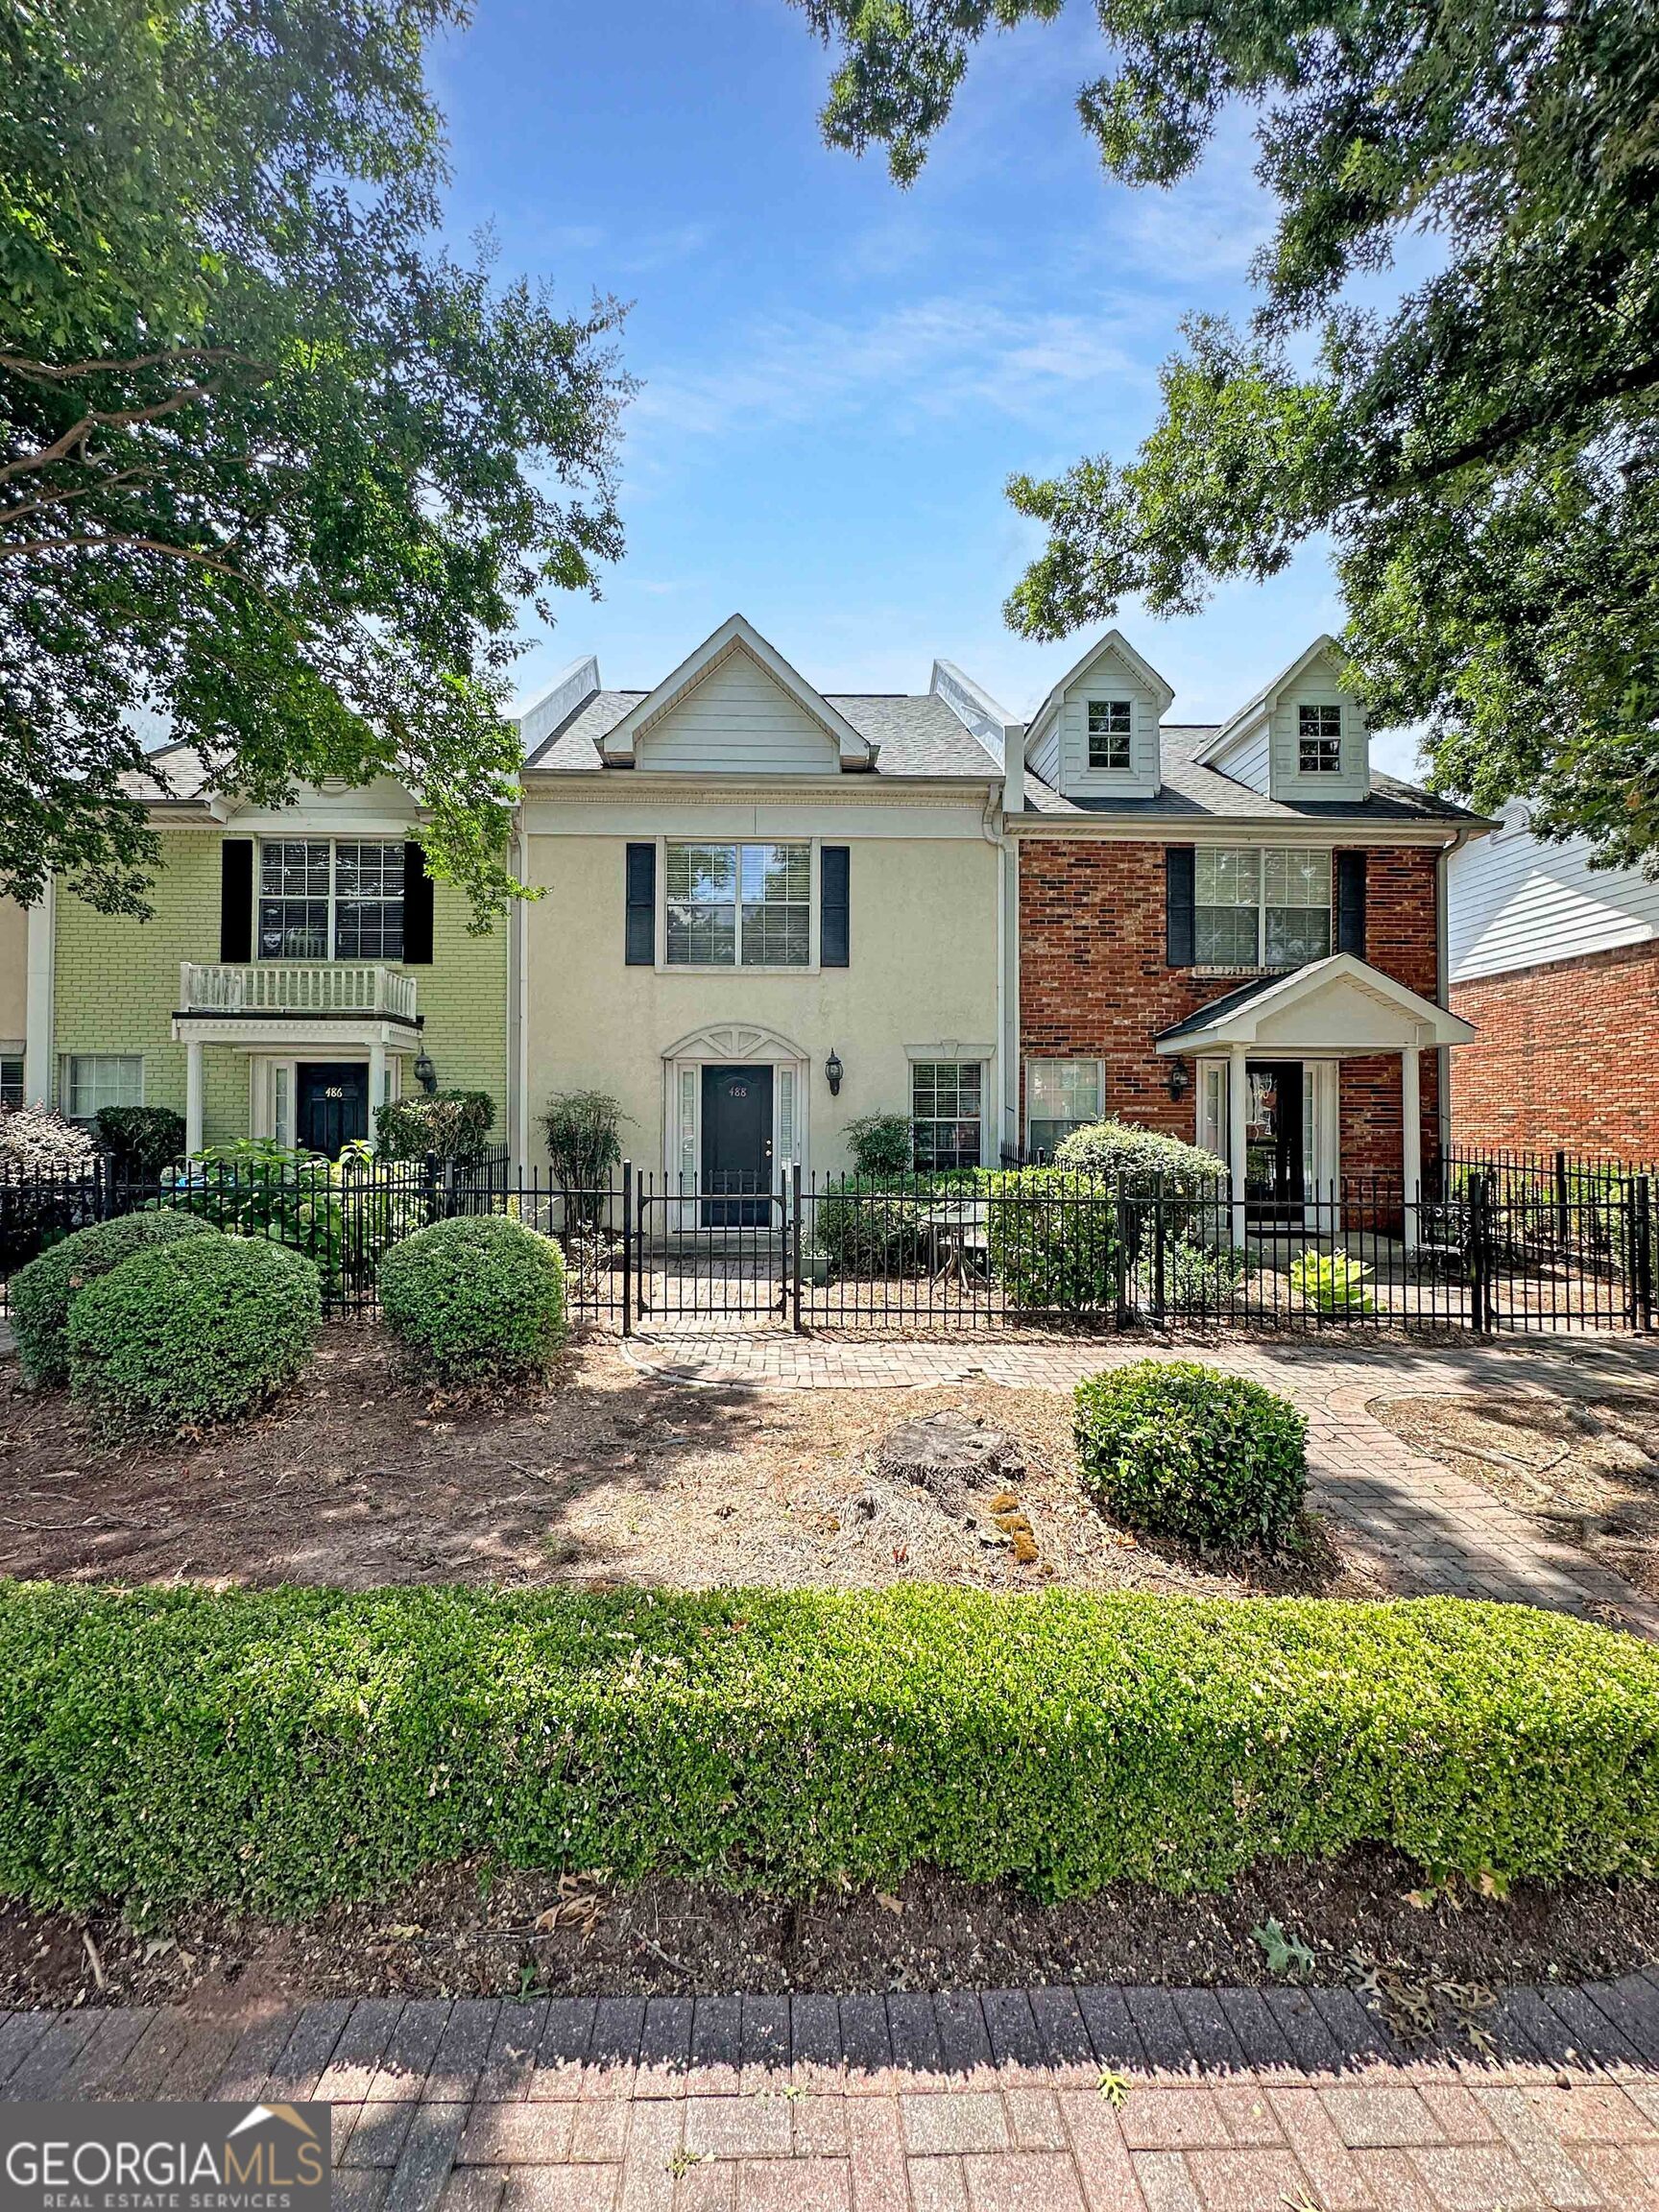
522, 830, 1000, 1177
0, 898, 29, 1046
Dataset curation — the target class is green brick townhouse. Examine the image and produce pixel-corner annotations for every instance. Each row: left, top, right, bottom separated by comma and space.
0, 744, 512, 1158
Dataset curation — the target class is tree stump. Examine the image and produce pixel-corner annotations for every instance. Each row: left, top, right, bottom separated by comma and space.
874, 1409, 1025, 1500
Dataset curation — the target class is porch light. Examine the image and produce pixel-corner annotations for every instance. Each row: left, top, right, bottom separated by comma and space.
1166, 1057, 1190, 1102
413, 1047, 439, 1095
825, 1047, 844, 1097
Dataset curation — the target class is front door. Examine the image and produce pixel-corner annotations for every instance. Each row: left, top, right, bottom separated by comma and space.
296, 1062, 368, 1157
701, 1064, 773, 1226
1243, 1060, 1305, 1218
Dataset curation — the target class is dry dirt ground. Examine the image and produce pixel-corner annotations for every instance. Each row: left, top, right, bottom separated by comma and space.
0, 1322, 1362, 1599
1371, 1391, 1659, 1603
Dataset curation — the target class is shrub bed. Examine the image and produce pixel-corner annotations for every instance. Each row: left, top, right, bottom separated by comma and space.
1075, 1360, 1308, 1548
65, 1235, 321, 1432
10, 1210, 220, 1382
378, 1213, 566, 1382
0, 1582, 1654, 1915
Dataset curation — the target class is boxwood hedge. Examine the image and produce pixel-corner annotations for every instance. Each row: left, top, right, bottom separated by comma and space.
10, 1210, 219, 1383
377, 1213, 566, 1382
0, 1580, 1654, 1916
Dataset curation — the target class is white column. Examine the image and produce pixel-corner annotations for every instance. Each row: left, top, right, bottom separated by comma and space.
184, 1040, 205, 1156
369, 1038, 388, 1146
1401, 1044, 1421, 1255
23, 882, 55, 1106
1228, 1041, 1249, 1248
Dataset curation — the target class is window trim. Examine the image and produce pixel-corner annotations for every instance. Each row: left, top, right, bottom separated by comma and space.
909, 1056, 987, 1172
1193, 846, 1334, 973
1296, 701, 1344, 776
1024, 1056, 1104, 1157
656, 835, 821, 974
63, 1052, 144, 1122
0, 1053, 24, 1109
253, 836, 408, 965
1086, 696, 1134, 773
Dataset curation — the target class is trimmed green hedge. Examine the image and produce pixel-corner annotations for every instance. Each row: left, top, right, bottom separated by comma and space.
10, 1210, 219, 1383
0, 1581, 1654, 1916
1075, 1360, 1309, 1549
66, 1235, 321, 1431
378, 1213, 567, 1382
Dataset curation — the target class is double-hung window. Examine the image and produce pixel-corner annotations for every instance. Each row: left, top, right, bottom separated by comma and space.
257, 839, 404, 960
1297, 703, 1342, 774
664, 842, 810, 968
1194, 849, 1332, 970
1088, 698, 1133, 770
65, 1054, 142, 1120
1026, 1059, 1102, 1159
912, 1061, 983, 1171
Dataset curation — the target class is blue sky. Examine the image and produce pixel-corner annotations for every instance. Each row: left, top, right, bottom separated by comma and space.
431, 0, 1415, 774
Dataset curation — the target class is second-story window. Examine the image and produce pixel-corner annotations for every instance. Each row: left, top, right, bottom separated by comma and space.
1297, 703, 1343, 773
664, 841, 810, 967
1195, 848, 1332, 969
258, 839, 404, 960
1088, 698, 1133, 770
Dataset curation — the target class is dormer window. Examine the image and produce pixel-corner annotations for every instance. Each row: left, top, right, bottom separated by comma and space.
1297, 704, 1342, 774
1088, 699, 1133, 771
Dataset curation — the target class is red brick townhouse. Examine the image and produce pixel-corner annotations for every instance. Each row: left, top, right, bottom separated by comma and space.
989, 632, 1490, 1237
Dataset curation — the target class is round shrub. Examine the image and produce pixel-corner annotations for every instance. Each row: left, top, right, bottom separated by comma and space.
10, 1209, 221, 1383
1074, 1359, 1308, 1550
1053, 1118, 1226, 1198
66, 1235, 322, 1432
377, 1213, 566, 1382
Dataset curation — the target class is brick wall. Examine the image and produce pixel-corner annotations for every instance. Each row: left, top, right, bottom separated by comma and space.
1017, 837, 1442, 1175
1450, 939, 1659, 1158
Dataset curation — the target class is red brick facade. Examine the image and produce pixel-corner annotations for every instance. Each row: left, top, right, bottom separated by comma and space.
1017, 837, 1443, 1176
1450, 939, 1659, 1158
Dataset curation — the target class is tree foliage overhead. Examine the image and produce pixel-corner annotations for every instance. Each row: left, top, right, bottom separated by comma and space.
1, 0, 631, 919
796, 0, 1659, 869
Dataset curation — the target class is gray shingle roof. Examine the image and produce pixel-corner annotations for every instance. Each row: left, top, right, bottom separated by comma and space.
524, 688, 1002, 780
1021, 724, 1485, 828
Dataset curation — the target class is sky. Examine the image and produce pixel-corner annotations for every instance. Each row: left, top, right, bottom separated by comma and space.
430, 0, 1417, 775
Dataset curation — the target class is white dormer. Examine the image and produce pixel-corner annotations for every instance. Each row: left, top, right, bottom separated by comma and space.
596, 613, 877, 774
1022, 630, 1172, 802
1196, 636, 1371, 803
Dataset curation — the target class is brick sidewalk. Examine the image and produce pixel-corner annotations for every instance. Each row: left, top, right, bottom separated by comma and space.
6, 1977, 1659, 2209
624, 1330, 1659, 1636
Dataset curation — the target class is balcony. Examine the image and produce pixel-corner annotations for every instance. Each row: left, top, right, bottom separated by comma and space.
178, 962, 419, 1022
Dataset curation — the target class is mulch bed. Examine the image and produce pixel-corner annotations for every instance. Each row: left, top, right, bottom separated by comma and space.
4, 1855, 1657, 2037
0, 1323, 1361, 1599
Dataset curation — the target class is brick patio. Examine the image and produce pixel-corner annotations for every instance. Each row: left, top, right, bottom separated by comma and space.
7, 1977, 1659, 2210
623, 1329, 1659, 1635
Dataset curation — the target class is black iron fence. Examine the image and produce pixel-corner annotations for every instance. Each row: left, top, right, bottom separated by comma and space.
4, 1154, 1656, 1338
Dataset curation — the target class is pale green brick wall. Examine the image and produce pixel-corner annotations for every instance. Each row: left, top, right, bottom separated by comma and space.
54, 830, 507, 1148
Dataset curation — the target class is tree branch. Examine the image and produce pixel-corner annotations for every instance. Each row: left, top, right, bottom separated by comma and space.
0, 468, 155, 532
1369, 352, 1659, 498
0, 380, 231, 487
0, 347, 266, 381
0, 531, 249, 579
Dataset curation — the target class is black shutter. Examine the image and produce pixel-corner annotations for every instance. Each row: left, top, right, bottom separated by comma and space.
625, 842, 655, 965
1166, 846, 1195, 967
402, 840, 434, 964
219, 840, 253, 962
1336, 849, 1367, 957
820, 845, 850, 968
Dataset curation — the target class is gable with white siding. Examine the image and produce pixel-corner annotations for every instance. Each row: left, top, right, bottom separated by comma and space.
1449, 804, 1659, 980
634, 645, 842, 774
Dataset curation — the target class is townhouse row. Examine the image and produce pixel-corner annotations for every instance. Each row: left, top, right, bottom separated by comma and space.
1, 615, 1489, 1219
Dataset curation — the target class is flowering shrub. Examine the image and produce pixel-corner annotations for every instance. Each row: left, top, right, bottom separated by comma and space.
0, 1105, 98, 1175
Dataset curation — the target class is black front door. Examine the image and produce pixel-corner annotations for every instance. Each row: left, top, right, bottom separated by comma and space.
1243, 1060, 1305, 1217
296, 1062, 369, 1157
701, 1065, 774, 1226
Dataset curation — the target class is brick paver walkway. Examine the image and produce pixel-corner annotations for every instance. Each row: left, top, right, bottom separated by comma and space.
624, 1330, 1659, 1634
7, 1977, 1659, 2209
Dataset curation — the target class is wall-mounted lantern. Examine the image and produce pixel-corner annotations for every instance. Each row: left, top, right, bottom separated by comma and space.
825, 1047, 844, 1097
1166, 1057, 1190, 1103
413, 1047, 439, 1096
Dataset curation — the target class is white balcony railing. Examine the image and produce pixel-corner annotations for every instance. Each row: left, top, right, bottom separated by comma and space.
179, 963, 418, 1022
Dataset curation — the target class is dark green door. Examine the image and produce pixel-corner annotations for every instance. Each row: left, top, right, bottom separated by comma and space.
296, 1062, 368, 1157
701, 1065, 773, 1226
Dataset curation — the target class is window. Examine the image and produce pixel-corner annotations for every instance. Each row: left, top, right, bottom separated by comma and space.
65, 1054, 142, 1120
1297, 703, 1342, 774
0, 1055, 23, 1108
257, 839, 404, 960
1195, 848, 1332, 970
1026, 1059, 1102, 1159
912, 1061, 983, 1171
664, 841, 810, 968
1088, 698, 1133, 771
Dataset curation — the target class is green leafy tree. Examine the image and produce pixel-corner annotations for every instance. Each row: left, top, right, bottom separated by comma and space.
1, 0, 631, 920
795, 0, 1659, 869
